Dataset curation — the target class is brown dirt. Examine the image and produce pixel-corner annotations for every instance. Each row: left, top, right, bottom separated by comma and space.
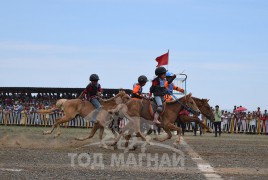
0, 126, 267, 180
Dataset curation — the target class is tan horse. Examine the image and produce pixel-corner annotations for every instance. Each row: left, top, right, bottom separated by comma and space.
109, 93, 201, 147
42, 90, 131, 137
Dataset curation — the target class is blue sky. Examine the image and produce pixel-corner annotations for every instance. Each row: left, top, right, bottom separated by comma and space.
0, 0, 267, 111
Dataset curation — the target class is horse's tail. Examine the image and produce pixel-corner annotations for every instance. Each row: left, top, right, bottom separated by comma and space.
37, 108, 57, 114
56, 99, 68, 110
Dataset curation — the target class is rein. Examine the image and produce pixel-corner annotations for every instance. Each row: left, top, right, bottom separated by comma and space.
167, 92, 199, 115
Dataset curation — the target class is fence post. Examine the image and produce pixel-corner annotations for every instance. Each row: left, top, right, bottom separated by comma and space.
44, 114, 47, 127
4, 111, 8, 126
24, 112, 27, 126
257, 118, 261, 135
230, 118, 234, 134
86, 120, 89, 128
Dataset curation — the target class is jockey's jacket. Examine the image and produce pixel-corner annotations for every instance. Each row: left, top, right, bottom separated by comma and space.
164, 82, 184, 102
82, 82, 102, 100
132, 83, 143, 99
150, 75, 176, 97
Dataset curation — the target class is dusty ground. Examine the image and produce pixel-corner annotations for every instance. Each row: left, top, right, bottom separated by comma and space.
0, 126, 267, 180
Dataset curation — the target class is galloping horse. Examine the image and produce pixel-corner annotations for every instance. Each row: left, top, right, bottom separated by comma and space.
176, 97, 214, 132
176, 97, 215, 134
147, 97, 214, 136
42, 90, 131, 137
108, 93, 201, 147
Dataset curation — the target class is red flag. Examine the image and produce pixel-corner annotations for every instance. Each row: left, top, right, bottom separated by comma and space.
156, 50, 169, 67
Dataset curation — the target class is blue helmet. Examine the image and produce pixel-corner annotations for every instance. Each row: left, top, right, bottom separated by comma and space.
166, 72, 174, 77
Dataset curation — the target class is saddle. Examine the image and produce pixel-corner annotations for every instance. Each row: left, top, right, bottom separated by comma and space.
149, 100, 166, 118
179, 109, 190, 116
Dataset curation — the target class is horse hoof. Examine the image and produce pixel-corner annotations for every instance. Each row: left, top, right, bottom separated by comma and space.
129, 146, 137, 151
43, 131, 50, 135
99, 144, 108, 149
54, 134, 60, 138
75, 137, 84, 141
145, 135, 151, 141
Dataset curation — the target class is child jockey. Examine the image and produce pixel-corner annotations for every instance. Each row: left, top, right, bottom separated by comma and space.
81, 74, 102, 123
132, 75, 148, 99
113, 75, 148, 129
164, 72, 185, 102
149, 67, 176, 124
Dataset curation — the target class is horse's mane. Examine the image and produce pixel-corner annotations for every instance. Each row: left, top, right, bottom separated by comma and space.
99, 91, 126, 103
192, 96, 208, 105
192, 96, 201, 101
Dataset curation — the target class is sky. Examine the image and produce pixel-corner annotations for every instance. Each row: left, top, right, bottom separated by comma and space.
0, 0, 268, 111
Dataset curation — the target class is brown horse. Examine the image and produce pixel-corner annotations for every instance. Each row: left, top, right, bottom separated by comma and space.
42, 90, 131, 137
177, 97, 214, 132
108, 93, 201, 147
147, 97, 214, 136
192, 97, 215, 121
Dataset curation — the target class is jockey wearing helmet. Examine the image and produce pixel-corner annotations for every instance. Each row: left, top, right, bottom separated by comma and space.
132, 75, 148, 99
80, 74, 102, 123
164, 72, 185, 102
149, 67, 176, 124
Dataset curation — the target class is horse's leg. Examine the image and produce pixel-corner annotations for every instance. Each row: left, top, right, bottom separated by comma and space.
199, 121, 212, 132
75, 122, 100, 141
165, 123, 182, 145
154, 125, 173, 142
124, 133, 132, 148
110, 120, 131, 146
136, 131, 151, 145
43, 117, 60, 135
147, 128, 153, 135
43, 116, 68, 136
53, 116, 76, 138
154, 121, 182, 143
183, 115, 212, 133
98, 126, 109, 148
54, 125, 62, 138
131, 116, 151, 145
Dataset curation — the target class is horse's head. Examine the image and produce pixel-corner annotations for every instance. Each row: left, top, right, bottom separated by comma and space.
183, 93, 201, 116
198, 98, 215, 121
115, 90, 131, 104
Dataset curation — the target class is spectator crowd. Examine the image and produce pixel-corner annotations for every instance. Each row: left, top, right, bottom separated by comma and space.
0, 92, 267, 135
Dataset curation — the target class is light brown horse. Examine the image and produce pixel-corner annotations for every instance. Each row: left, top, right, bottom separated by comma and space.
42, 90, 131, 137
109, 93, 201, 147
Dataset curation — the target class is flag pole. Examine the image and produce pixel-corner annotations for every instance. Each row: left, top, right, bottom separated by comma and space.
167, 49, 169, 70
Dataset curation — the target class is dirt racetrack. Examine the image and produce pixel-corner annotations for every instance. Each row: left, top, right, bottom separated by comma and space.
0, 126, 268, 180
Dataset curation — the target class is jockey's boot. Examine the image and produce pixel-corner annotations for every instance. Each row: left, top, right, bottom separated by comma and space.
153, 113, 161, 124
